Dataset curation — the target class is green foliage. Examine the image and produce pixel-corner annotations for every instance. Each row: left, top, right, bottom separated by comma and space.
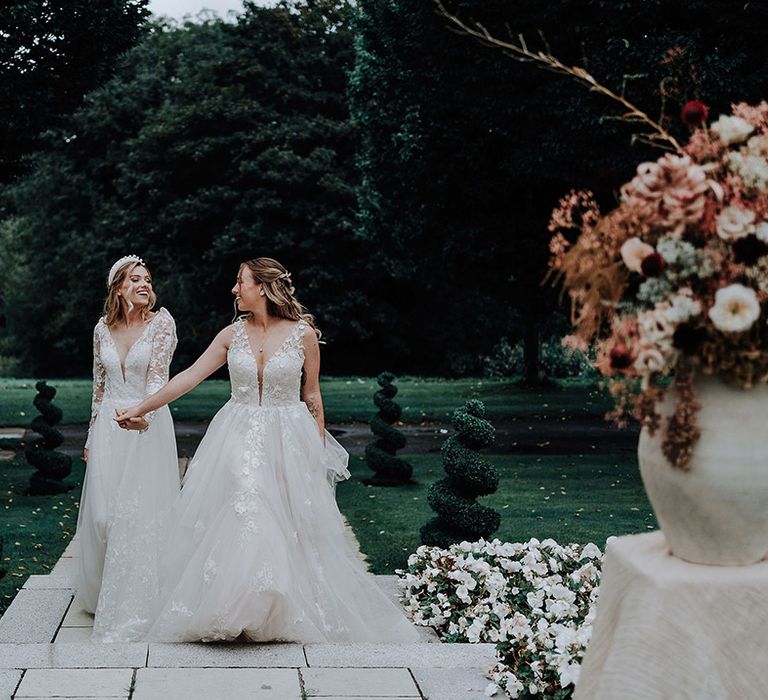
421, 399, 500, 547
364, 371, 412, 485
0, 0, 150, 184
25, 382, 73, 495
351, 0, 768, 378
483, 337, 599, 379
1, 1, 362, 375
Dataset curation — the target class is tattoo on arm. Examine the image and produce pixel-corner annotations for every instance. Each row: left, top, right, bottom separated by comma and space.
306, 396, 320, 419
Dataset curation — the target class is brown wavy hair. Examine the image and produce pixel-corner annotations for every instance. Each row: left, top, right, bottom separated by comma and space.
240, 257, 320, 338
103, 261, 156, 327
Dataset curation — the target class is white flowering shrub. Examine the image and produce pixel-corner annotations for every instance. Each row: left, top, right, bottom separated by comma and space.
398, 538, 602, 698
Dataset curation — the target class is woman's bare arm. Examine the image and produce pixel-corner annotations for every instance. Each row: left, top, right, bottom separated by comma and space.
300, 326, 325, 442
115, 325, 232, 423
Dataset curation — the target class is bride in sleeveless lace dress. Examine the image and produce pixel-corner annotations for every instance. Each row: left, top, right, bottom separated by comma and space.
75, 256, 180, 642
116, 257, 419, 643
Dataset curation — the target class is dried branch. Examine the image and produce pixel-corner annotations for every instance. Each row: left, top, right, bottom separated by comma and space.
434, 0, 684, 154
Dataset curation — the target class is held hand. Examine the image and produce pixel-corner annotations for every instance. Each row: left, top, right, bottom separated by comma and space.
120, 416, 149, 431
114, 406, 144, 429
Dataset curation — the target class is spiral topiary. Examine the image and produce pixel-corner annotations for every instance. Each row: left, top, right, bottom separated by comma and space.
26, 381, 73, 495
421, 399, 500, 548
363, 371, 413, 486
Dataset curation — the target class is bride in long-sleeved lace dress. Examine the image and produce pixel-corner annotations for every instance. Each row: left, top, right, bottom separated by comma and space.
75, 256, 180, 642
116, 257, 419, 643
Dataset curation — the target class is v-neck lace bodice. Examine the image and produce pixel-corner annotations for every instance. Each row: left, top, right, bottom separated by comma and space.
86, 309, 177, 449
227, 317, 307, 407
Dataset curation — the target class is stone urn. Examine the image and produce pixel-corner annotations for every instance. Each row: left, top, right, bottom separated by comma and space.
638, 375, 768, 565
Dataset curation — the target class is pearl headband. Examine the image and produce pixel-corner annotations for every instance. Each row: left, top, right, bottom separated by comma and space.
107, 255, 145, 288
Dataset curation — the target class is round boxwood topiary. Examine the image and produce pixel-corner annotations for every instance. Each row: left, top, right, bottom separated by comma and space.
421, 399, 500, 548
26, 381, 73, 495
363, 371, 413, 486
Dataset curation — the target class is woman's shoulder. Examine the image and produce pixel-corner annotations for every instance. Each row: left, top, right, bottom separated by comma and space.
151, 307, 176, 328
217, 319, 243, 347
299, 319, 319, 344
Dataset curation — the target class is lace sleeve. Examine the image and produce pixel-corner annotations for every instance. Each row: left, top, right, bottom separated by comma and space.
85, 322, 106, 450
143, 310, 177, 426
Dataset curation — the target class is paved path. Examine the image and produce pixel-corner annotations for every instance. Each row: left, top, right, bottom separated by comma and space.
44, 415, 637, 461
0, 541, 497, 699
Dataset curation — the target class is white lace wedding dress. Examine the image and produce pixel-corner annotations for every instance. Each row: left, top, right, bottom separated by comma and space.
145, 317, 419, 643
75, 308, 180, 642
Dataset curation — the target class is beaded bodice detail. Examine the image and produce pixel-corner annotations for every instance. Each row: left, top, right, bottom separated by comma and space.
227, 318, 307, 407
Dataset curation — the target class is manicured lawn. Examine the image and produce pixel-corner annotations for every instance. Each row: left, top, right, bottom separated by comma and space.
0, 376, 611, 426
0, 457, 83, 614
336, 452, 655, 574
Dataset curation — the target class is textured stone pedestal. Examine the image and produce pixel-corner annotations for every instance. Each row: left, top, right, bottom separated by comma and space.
0, 540, 496, 699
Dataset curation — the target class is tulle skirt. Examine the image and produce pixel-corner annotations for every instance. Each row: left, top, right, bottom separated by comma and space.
74, 400, 180, 641
145, 399, 419, 643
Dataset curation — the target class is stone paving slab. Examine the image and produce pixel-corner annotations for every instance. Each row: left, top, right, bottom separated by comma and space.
49, 559, 78, 580
0, 590, 74, 643
308, 697, 420, 700
0, 644, 148, 669
60, 606, 93, 629
61, 541, 79, 559
304, 643, 497, 669
132, 667, 301, 700
0, 670, 23, 700
52, 628, 93, 644
411, 667, 490, 699
14, 668, 133, 698
21, 576, 75, 592
301, 667, 418, 697
0, 429, 25, 439
147, 642, 306, 668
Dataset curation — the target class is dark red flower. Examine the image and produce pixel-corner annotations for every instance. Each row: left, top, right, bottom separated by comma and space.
672, 324, 707, 355
732, 234, 768, 266
609, 344, 634, 371
681, 100, 709, 127
641, 252, 666, 277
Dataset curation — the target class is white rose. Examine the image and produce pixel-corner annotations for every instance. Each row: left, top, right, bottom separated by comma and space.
717, 204, 756, 240
728, 152, 768, 191
664, 290, 702, 324
620, 237, 655, 273
757, 222, 768, 242
711, 115, 755, 146
708, 283, 761, 333
637, 309, 675, 343
634, 346, 667, 375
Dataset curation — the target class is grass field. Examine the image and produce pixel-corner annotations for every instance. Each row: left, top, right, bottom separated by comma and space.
0, 457, 83, 614
0, 376, 611, 426
0, 449, 649, 614
336, 452, 655, 574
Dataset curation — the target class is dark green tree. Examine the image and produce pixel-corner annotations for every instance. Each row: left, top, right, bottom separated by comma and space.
0, 0, 150, 184
26, 381, 73, 495
421, 399, 499, 547
364, 371, 412, 486
1, 0, 363, 375
351, 0, 768, 381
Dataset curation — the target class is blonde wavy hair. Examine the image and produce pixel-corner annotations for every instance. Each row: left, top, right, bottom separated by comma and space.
103, 261, 156, 327
240, 257, 320, 338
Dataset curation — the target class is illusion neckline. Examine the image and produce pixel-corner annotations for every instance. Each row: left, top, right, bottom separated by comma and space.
239, 317, 304, 405
103, 308, 166, 383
